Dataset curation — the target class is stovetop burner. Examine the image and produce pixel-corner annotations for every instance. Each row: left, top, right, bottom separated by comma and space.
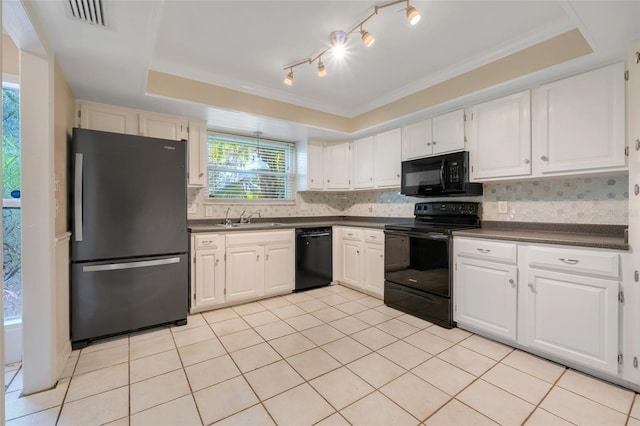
385, 201, 480, 233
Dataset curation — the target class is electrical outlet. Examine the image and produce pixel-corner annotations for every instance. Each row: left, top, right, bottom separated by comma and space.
498, 201, 508, 214
205, 205, 214, 217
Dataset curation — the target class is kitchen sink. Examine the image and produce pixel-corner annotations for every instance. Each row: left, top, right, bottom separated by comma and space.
216, 222, 287, 228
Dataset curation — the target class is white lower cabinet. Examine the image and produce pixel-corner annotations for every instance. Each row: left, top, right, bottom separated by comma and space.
191, 234, 225, 311
226, 245, 265, 302
334, 227, 384, 298
264, 243, 295, 295
340, 239, 363, 288
363, 242, 384, 297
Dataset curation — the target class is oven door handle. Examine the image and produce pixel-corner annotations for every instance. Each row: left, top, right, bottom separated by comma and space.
440, 158, 447, 190
384, 229, 449, 240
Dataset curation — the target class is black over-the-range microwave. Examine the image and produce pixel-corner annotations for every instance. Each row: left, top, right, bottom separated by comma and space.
401, 151, 483, 197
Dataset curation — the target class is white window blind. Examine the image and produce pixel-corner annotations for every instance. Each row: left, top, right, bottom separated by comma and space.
207, 132, 296, 200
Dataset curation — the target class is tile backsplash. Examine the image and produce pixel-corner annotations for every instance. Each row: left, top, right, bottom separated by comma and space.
189, 174, 629, 225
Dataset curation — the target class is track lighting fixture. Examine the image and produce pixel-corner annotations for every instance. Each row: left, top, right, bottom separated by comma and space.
282, 0, 420, 85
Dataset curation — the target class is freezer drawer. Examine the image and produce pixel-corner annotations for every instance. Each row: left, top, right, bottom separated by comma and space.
71, 254, 188, 347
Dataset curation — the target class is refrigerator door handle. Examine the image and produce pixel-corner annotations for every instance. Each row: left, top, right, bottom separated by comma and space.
82, 257, 181, 272
74, 153, 84, 241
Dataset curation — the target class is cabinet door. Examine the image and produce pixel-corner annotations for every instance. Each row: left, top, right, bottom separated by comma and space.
374, 128, 402, 188
353, 136, 374, 189
226, 246, 265, 302
364, 243, 384, 297
341, 240, 362, 287
325, 142, 352, 189
432, 109, 465, 154
194, 249, 225, 309
308, 142, 325, 190
139, 113, 187, 140
264, 243, 294, 295
79, 102, 138, 135
187, 120, 207, 187
402, 120, 432, 160
469, 91, 531, 181
533, 62, 625, 175
524, 268, 619, 374
455, 257, 517, 340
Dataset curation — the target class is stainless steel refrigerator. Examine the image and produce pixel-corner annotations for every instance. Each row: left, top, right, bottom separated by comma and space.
70, 128, 188, 349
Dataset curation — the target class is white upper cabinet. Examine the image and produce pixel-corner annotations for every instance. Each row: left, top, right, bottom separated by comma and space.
402, 120, 432, 160
353, 136, 375, 189
325, 142, 352, 190
468, 91, 531, 181
374, 128, 402, 188
307, 142, 325, 190
432, 109, 466, 155
78, 102, 138, 135
187, 120, 207, 188
533, 62, 626, 175
138, 112, 187, 140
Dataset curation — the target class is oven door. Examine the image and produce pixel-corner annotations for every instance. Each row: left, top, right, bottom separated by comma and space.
383, 228, 451, 297
401, 156, 446, 196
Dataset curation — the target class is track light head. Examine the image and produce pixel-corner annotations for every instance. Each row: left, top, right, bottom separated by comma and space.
317, 58, 327, 77
284, 70, 293, 86
360, 27, 375, 47
330, 30, 348, 59
406, 4, 421, 25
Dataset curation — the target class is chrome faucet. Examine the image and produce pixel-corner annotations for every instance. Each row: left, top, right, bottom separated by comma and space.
246, 212, 261, 223
224, 208, 232, 226
238, 210, 248, 223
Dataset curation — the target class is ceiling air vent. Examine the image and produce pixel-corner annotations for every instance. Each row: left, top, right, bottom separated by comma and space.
66, 0, 107, 27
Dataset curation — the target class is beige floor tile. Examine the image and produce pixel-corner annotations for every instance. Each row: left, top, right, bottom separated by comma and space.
258, 295, 292, 310
329, 316, 369, 334
501, 350, 565, 383
242, 310, 280, 327
130, 395, 201, 426
210, 317, 250, 337
374, 305, 405, 318
219, 328, 264, 352
339, 288, 369, 301
629, 417, 640, 426
403, 330, 454, 355
81, 335, 129, 355
357, 296, 385, 308
7, 369, 22, 393
481, 363, 552, 404
396, 314, 433, 329
202, 307, 238, 324
75, 344, 129, 375
437, 346, 496, 376
173, 324, 216, 348
324, 284, 349, 294
129, 333, 175, 361
309, 367, 374, 410
315, 412, 350, 426
184, 354, 241, 392
283, 291, 315, 303
334, 301, 369, 315
378, 340, 432, 370
271, 304, 307, 319
458, 334, 513, 361
244, 360, 304, 400
313, 307, 349, 323
214, 404, 275, 426
375, 318, 420, 339
424, 399, 498, 426
194, 376, 259, 425
354, 309, 393, 326
287, 348, 341, 380
230, 342, 281, 373
171, 313, 206, 331
351, 327, 397, 350
128, 326, 171, 344
60, 356, 78, 379
66, 363, 128, 402
178, 338, 226, 366
297, 299, 331, 313
232, 301, 267, 316
302, 324, 346, 346
632, 394, 640, 419
318, 294, 350, 305
380, 372, 450, 421
340, 391, 417, 426
130, 369, 190, 414
286, 313, 324, 331
541, 386, 627, 425
425, 326, 472, 343
347, 352, 406, 388
411, 357, 475, 396
269, 333, 316, 357
5, 378, 69, 421
57, 386, 128, 426
5, 406, 59, 426
524, 408, 574, 425
254, 320, 297, 341
263, 383, 335, 426
322, 337, 372, 364
103, 416, 129, 426
130, 349, 182, 383
458, 379, 534, 425
556, 369, 635, 414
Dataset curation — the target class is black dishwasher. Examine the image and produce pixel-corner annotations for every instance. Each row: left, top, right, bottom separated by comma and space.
295, 227, 333, 291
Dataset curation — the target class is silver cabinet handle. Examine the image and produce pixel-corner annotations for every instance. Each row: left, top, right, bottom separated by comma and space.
477, 248, 491, 254
74, 153, 84, 242
396, 174, 400, 178
202, 241, 212, 245
83, 257, 180, 272
432, 141, 437, 145
528, 283, 534, 289
524, 159, 530, 164
257, 255, 260, 261
559, 258, 579, 265
409, 278, 417, 283
541, 155, 549, 161
635, 184, 639, 196
215, 258, 219, 265
509, 279, 514, 285
380, 254, 383, 258
199, 172, 204, 177
427, 142, 431, 146
370, 236, 377, 239
266, 254, 269, 261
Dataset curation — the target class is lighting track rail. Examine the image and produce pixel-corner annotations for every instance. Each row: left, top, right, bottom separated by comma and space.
282, 0, 421, 85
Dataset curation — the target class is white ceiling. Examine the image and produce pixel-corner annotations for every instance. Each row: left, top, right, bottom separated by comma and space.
20, 0, 640, 141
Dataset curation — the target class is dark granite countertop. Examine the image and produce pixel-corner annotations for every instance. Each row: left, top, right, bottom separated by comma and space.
453, 221, 629, 251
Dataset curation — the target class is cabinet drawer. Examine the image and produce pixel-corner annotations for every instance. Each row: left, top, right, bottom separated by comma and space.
226, 230, 294, 247
455, 238, 517, 264
527, 246, 620, 279
364, 230, 384, 245
342, 228, 363, 242
195, 234, 224, 250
